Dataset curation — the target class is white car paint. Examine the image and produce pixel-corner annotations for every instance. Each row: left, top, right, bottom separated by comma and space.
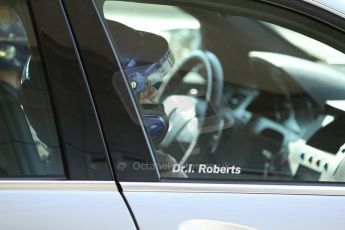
0, 181, 136, 230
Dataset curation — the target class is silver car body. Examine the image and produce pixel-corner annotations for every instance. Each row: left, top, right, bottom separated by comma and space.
0, 1, 344, 230
0, 181, 136, 229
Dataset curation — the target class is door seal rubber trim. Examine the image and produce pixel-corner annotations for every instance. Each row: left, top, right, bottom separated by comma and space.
0, 180, 117, 191
122, 182, 345, 196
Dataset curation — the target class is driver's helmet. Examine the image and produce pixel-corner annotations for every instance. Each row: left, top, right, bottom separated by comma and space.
0, 5, 30, 79
107, 20, 174, 146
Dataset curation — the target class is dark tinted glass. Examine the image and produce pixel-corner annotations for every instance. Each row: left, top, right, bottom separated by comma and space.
0, 0, 64, 177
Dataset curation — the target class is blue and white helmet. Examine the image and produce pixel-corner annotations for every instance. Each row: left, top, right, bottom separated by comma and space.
107, 20, 174, 146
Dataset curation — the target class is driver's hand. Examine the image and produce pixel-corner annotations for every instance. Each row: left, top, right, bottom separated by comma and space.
139, 85, 158, 104
156, 150, 187, 178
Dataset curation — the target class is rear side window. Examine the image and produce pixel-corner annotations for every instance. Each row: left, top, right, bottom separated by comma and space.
0, 0, 64, 178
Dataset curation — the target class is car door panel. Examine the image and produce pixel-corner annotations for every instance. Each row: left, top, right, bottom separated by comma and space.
0, 181, 135, 230
121, 182, 345, 230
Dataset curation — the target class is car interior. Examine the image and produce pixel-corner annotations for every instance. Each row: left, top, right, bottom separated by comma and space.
104, 1, 345, 182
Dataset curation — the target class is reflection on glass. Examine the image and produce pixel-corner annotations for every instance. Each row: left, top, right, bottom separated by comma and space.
104, 1, 345, 183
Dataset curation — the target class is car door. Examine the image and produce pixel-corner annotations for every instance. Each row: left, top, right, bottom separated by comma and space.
64, 0, 345, 229
0, 0, 136, 229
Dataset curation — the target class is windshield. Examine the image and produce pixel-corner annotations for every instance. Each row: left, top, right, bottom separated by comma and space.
305, 0, 345, 16
265, 22, 345, 65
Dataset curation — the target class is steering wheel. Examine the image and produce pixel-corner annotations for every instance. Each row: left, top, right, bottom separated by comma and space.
156, 50, 224, 164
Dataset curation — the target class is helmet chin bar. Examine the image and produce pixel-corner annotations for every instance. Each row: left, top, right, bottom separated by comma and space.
141, 104, 169, 147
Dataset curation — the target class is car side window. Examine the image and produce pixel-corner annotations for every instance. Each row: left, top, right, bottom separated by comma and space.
0, 1, 64, 177
100, 0, 345, 183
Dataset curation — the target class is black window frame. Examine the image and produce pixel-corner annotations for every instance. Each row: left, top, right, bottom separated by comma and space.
25, 0, 113, 180
63, 0, 161, 182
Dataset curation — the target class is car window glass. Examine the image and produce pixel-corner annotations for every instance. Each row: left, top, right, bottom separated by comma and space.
0, 0, 64, 178
101, 0, 345, 183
